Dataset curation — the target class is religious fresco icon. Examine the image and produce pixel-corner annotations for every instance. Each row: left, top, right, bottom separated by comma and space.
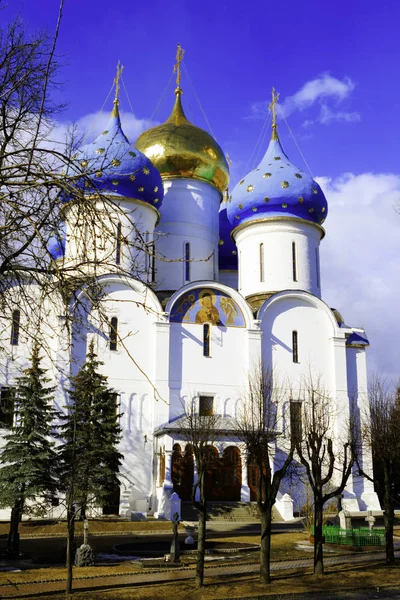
170, 288, 245, 327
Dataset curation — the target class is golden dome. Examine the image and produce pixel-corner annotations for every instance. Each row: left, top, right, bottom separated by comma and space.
135, 89, 230, 193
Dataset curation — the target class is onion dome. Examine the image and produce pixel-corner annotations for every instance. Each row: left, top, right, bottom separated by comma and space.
71, 100, 163, 210
227, 118, 327, 228
218, 195, 238, 271
135, 88, 230, 194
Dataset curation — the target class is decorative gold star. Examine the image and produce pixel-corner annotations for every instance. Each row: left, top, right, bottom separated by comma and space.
295, 173, 302, 179
154, 198, 159, 203
263, 173, 272, 178
112, 159, 121, 167
246, 185, 254, 192
238, 203, 243, 209
298, 197, 304, 203
129, 151, 137, 157
274, 156, 281, 161
112, 180, 119, 186
282, 203, 288, 208
143, 167, 150, 175
232, 250, 237, 255
218, 240, 224, 246
81, 160, 88, 169
239, 179, 245, 185
96, 171, 102, 178
235, 215, 240, 220
252, 207, 257, 212
312, 187, 318, 195
321, 207, 326, 213
96, 148, 105, 154
154, 186, 158, 192
138, 186, 144, 192
281, 181, 289, 188
130, 174, 136, 181
102, 130, 109, 135
308, 207, 314, 213
264, 197, 270, 202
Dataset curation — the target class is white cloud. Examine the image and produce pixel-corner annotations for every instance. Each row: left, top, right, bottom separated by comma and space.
318, 172, 400, 382
247, 74, 360, 126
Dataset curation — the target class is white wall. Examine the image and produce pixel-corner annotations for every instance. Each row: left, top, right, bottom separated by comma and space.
155, 179, 221, 291
234, 219, 323, 299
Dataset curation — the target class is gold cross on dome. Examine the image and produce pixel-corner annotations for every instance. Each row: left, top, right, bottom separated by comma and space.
174, 43, 185, 90
114, 61, 124, 104
268, 87, 280, 139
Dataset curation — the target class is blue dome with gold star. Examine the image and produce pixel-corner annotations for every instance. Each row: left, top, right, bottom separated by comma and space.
72, 102, 163, 209
227, 123, 327, 229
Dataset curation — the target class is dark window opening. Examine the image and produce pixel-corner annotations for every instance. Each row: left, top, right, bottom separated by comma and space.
116, 222, 122, 265
11, 310, 20, 346
199, 395, 213, 416
203, 323, 210, 357
260, 243, 264, 282
149, 242, 155, 283
290, 401, 302, 444
292, 330, 299, 363
0, 387, 15, 428
110, 317, 118, 351
185, 242, 190, 281
292, 242, 297, 282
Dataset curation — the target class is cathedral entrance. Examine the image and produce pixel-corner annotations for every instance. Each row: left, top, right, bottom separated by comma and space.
204, 446, 242, 501
171, 443, 194, 500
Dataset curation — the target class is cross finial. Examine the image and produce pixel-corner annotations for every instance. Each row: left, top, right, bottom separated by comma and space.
174, 43, 185, 91
268, 87, 280, 141
114, 60, 124, 105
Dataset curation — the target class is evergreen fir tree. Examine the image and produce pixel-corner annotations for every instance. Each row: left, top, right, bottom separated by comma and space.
58, 340, 122, 595
0, 343, 57, 557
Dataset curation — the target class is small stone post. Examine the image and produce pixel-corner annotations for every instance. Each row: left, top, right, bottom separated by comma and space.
169, 511, 180, 563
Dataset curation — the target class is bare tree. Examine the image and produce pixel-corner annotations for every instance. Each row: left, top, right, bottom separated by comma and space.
235, 362, 294, 584
357, 377, 400, 565
294, 374, 356, 575
178, 397, 221, 588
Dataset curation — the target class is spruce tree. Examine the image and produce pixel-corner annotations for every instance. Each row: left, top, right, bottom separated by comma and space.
58, 340, 122, 595
0, 343, 57, 557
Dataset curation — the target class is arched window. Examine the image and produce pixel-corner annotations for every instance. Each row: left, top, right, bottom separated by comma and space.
292, 242, 297, 282
115, 222, 122, 265
10, 310, 20, 346
203, 323, 210, 357
184, 242, 190, 282
292, 330, 299, 363
260, 243, 265, 282
110, 317, 118, 351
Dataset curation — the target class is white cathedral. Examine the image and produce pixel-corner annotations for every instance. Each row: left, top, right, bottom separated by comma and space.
0, 60, 380, 521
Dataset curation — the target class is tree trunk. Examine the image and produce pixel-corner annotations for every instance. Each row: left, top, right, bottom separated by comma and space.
383, 461, 395, 565
259, 504, 272, 584
7, 498, 24, 557
195, 501, 206, 588
65, 494, 75, 598
313, 494, 324, 575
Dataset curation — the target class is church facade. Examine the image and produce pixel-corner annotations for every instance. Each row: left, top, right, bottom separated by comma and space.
0, 65, 380, 520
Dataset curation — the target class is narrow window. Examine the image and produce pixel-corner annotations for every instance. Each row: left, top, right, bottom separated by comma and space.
115, 222, 122, 265
0, 387, 15, 428
292, 242, 297, 282
290, 401, 302, 444
239, 251, 242, 289
184, 242, 190, 281
110, 317, 118, 351
203, 323, 210, 357
292, 330, 299, 363
149, 242, 156, 283
316, 247, 320, 288
10, 310, 20, 346
260, 243, 265, 282
199, 395, 213, 416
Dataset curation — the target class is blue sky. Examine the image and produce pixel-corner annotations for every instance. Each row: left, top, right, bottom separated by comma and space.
9, 0, 400, 382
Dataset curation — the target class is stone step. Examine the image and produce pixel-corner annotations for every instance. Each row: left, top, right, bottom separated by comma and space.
180, 501, 283, 522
